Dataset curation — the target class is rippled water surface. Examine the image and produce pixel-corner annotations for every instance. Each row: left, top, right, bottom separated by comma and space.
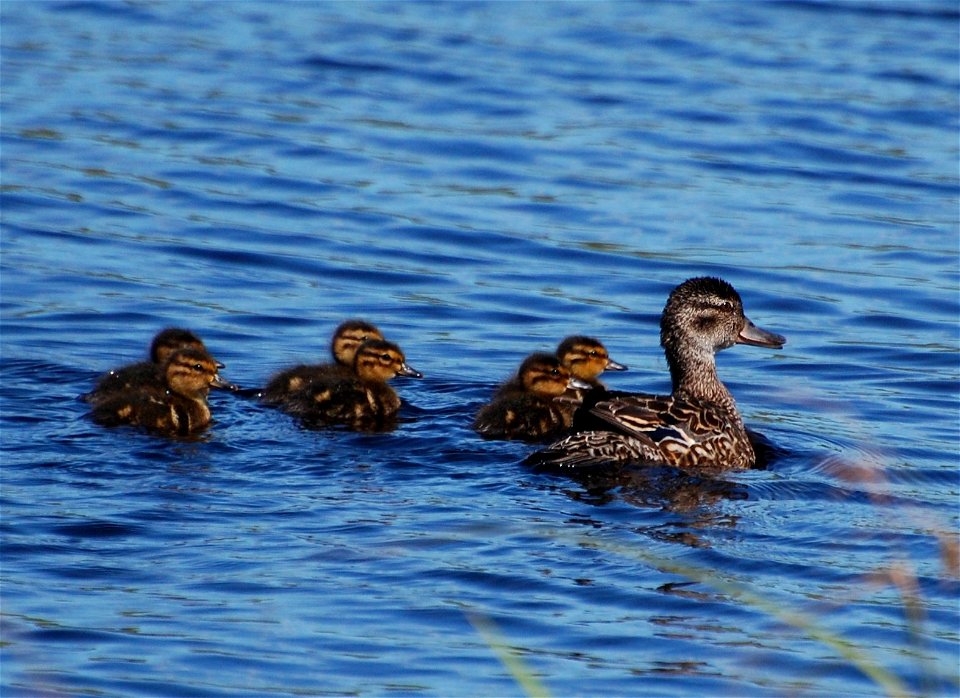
2, 2, 958, 696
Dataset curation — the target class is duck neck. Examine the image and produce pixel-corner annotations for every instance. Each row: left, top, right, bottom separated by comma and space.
667, 349, 742, 426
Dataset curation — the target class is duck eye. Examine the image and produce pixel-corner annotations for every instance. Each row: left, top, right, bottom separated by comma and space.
193, 363, 203, 371
695, 312, 719, 330
381, 353, 392, 361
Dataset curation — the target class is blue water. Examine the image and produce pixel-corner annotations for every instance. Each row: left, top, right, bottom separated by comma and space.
2, 1, 958, 696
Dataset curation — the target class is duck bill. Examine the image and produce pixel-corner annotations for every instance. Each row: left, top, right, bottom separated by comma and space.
567, 376, 593, 391
211, 374, 240, 391
397, 362, 423, 379
737, 318, 786, 349
605, 358, 628, 371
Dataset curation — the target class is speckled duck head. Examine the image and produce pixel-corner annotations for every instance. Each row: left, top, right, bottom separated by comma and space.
659, 277, 785, 399
517, 352, 592, 397
352, 339, 422, 383
331, 320, 385, 368
164, 347, 234, 399
556, 335, 627, 382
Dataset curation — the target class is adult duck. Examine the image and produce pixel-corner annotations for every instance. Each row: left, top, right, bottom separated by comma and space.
527, 277, 784, 470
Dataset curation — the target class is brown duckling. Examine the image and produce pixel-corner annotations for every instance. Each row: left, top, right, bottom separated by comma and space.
556, 334, 627, 397
280, 339, 422, 431
84, 328, 214, 403
473, 352, 592, 442
528, 277, 785, 470
261, 319, 384, 404
90, 347, 233, 436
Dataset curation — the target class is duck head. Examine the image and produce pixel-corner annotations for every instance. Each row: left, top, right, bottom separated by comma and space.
660, 277, 785, 360
353, 339, 422, 383
331, 319, 385, 368
150, 327, 206, 364
517, 352, 591, 398
556, 335, 627, 381
164, 347, 235, 399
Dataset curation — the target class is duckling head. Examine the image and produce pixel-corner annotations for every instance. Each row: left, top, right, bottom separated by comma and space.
331, 320, 385, 367
517, 352, 590, 398
352, 339, 423, 383
660, 277, 785, 366
150, 328, 206, 364
556, 335, 627, 381
164, 347, 234, 399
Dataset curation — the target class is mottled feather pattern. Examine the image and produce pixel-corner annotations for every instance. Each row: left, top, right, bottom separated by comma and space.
262, 363, 351, 404
473, 390, 573, 441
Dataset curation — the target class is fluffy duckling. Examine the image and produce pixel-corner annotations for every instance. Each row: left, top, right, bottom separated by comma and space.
90, 347, 233, 436
261, 319, 384, 404
473, 352, 592, 442
556, 335, 627, 399
281, 339, 422, 430
528, 277, 785, 470
84, 328, 213, 403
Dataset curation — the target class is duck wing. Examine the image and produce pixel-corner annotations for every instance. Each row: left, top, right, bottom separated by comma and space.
589, 394, 713, 446
528, 392, 743, 471
590, 393, 744, 468
524, 429, 663, 471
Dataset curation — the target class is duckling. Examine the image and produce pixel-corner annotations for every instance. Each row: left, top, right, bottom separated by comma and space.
90, 347, 233, 436
556, 335, 627, 398
84, 328, 213, 403
281, 339, 422, 430
473, 352, 592, 442
528, 277, 785, 470
261, 319, 384, 404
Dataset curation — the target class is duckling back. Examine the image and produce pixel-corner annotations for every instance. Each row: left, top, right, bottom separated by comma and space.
473, 352, 582, 442
473, 389, 573, 441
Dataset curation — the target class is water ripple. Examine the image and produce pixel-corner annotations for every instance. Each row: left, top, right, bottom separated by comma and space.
2, 1, 957, 697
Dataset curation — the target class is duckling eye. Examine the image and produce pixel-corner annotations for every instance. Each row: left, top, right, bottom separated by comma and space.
193, 363, 203, 371
381, 353, 392, 361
